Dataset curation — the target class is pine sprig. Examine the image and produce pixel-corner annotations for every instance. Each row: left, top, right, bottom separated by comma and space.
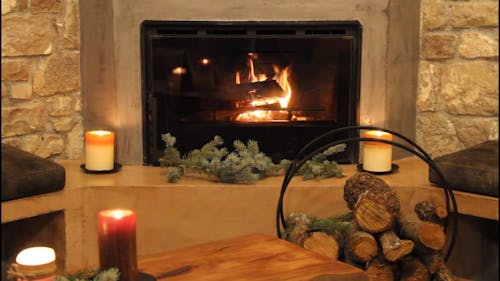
297, 144, 346, 180
159, 133, 345, 183
307, 212, 354, 234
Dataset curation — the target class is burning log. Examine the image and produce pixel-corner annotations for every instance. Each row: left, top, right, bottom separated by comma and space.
303, 231, 341, 260
224, 80, 286, 105
379, 230, 415, 262
400, 213, 446, 251
345, 230, 379, 263
399, 256, 431, 281
365, 256, 396, 281
415, 200, 447, 224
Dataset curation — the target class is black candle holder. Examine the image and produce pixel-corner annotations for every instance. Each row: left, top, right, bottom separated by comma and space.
275, 125, 458, 262
356, 163, 399, 175
80, 163, 122, 174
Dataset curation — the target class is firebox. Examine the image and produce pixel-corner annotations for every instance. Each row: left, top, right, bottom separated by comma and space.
141, 21, 361, 166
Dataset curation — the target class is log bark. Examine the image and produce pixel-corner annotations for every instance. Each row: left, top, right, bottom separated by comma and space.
415, 201, 447, 224
400, 256, 431, 281
345, 230, 378, 263
354, 197, 395, 233
379, 231, 415, 262
432, 264, 456, 281
344, 172, 400, 213
365, 256, 395, 281
285, 212, 310, 246
303, 231, 340, 260
400, 213, 446, 251
287, 223, 309, 246
413, 244, 443, 274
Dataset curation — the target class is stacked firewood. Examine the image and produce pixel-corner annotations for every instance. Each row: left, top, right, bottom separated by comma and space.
284, 172, 456, 281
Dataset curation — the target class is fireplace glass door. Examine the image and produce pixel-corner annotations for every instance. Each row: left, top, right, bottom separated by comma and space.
141, 21, 361, 165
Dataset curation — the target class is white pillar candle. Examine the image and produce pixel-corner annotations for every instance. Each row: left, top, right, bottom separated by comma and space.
15, 246, 56, 281
85, 130, 115, 171
362, 130, 393, 172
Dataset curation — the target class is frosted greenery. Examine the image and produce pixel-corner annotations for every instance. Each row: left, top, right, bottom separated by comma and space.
54, 268, 119, 281
307, 212, 354, 234
159, 133, 346, 183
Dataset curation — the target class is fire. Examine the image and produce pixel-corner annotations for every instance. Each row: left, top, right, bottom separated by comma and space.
235, 55, 293, 121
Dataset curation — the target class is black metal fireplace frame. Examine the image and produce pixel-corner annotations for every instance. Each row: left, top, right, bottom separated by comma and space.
140, 20, 362, 166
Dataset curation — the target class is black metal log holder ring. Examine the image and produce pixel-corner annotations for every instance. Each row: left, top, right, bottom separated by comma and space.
275, 125, 458, 262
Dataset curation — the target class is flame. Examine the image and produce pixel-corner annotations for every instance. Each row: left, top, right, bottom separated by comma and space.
235, 71, 241, 84
235, 56, 293, 121
274, 65, 292, 108
247, 59, 268, 83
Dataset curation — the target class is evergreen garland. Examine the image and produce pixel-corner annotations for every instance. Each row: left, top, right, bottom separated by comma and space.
54, 268, 119, 281
159, 133, 346, 183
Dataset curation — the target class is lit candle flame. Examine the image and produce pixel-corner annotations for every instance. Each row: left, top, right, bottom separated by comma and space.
16, 247, 56, 266
200, 58, 211, 65
171, 67, 187, 75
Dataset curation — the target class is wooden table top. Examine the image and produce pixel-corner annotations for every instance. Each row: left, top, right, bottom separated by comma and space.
138, 233, 368, 281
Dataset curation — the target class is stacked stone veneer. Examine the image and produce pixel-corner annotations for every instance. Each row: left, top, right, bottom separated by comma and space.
417, 0, 499, 157
1, 0, 498, 160
1, 0, 82, 160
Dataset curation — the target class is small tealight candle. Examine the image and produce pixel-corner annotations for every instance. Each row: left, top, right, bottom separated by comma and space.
14, 246, 56, 281
362, 130, 393, 172
85, 130, 115, 171
98, 209, 137, 281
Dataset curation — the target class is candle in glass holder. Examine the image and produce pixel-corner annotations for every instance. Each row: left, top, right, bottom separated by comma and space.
362, 130, 393, 172
14, 246, 56, 281
85, 130, 115, 171
97, 209, 137, 281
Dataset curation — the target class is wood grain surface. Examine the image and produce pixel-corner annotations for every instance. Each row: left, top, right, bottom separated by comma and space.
138, 233, 368, 281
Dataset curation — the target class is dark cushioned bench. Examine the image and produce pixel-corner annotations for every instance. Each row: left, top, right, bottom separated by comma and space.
429, 140, 499, 197
1, 144, 65, 202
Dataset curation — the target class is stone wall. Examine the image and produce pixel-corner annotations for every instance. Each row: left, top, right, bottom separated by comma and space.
417, 0, 499, 157
2, 0, 498, 160
1, 0, 83, 160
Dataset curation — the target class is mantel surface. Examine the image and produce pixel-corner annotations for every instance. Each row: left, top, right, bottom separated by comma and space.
2, 156, 497, 223
1, 156, 498, 271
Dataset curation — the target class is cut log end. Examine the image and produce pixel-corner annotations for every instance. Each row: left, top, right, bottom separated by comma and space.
303, 231, 340, 260
365, 257, 395, 281
434, 206, 448, 220
355, 198, 394, 233
418, 222, 446, 251
379, 231, 415, 262
346, 231, 378, 263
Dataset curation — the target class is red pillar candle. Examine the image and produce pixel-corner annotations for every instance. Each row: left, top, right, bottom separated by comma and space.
97, 209, 137, 281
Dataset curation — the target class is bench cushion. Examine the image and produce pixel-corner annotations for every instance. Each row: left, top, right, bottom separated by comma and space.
428, 140, 498, 197
1, 144, 65, 202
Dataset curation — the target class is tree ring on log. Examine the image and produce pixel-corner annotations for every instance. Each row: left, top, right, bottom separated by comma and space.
354, 197, 394, 233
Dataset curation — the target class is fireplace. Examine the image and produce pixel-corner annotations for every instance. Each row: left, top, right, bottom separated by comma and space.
141, 21, 361, 166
